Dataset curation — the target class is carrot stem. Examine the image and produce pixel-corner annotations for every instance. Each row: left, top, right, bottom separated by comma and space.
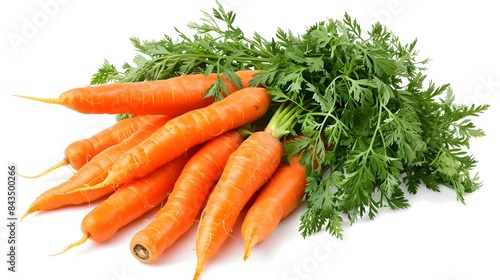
265, 102, 301, 139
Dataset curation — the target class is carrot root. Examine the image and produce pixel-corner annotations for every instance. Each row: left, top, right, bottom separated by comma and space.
49, 234, 89, 256
17, 158, 68, 179
12, 94, 64, 105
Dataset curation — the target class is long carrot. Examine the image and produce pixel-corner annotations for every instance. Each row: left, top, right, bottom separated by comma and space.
193, 130, 284, 280
241, 155, 306, 260
13, 70, 257, 115
130, 129, 245, 263
20, 115, 157, 179
20, 115, 170, 220
72, 87, 271, 194
51, 149, 196, 256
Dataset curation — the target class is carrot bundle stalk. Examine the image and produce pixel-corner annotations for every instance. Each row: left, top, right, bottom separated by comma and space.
21, 115, 170, 220
241, 155, 307, 260
51, 148, 197, 255
74, 87, 272, 193
14, 70, 257, 115
193, 130, 284, 280
130, 129, 245, 263
20, 115, 157, 179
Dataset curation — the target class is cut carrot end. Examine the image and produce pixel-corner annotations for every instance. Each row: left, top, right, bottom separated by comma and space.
132, 244, 150, 262
12, 94, 64, 105
49, 234, 89, 256
17, 158, 68, 179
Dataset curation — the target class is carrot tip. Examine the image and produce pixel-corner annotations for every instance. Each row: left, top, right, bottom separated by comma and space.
49, 234, 89, 256
243, 248, 252, 261
12, 94, 64, 105
17, 158, 68, 179
193, 262, 204, 280
20, 210, 32, 222
243, 235, 257, 261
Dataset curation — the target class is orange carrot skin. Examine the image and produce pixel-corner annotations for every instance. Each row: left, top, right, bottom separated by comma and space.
129, 130, 244, 263
59, 70, 257, 115
21, 115, 170, 218
82, 149, 196, 243
241, 155, 306, 259
194, 131, 283, 278
65, 115, 157, 170
100, 87, 271, 190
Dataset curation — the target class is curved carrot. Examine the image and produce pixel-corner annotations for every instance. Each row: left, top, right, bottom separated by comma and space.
20, 115, 170, 220
130, 129, 245, 263
241, 155, 306, 260
14, 70, 258, 115
51, 149, 196, 256
20, 115, 157, 179
75, 87, 271, 193
193, 131, 284, 280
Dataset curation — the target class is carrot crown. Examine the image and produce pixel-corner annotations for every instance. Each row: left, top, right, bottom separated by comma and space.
264, 102, 302, 140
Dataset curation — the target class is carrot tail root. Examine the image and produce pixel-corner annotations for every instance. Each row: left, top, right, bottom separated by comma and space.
13, 94, 64, 105
49, 234, 89, 256
17, 158, 68, 179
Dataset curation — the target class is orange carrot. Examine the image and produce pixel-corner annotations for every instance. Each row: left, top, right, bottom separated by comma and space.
20, 115, 157, 179
51, 149, 196, 256
20, 115, 170, 220
14, 70, 258, 115
193, 131, 284, 280
74, 87, 271, 194
241, 155, 306, 260
130, 129, 245, 263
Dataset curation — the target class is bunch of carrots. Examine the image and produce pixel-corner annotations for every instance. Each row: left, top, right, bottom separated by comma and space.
18, 70, 309, 279
16, 2, 488, 279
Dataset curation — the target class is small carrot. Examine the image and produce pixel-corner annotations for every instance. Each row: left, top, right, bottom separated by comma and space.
241, 155, 306, 260
73, 87, 271, 194
13, 70, 257, 115
130, 129, 245, 263
20, 115, 157, 179
193, 131, 284, 280
51, 149, 196, 256
20, 115, 170, 220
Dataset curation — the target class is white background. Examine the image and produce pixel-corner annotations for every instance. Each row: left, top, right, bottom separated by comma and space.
1, 1, 499, 280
